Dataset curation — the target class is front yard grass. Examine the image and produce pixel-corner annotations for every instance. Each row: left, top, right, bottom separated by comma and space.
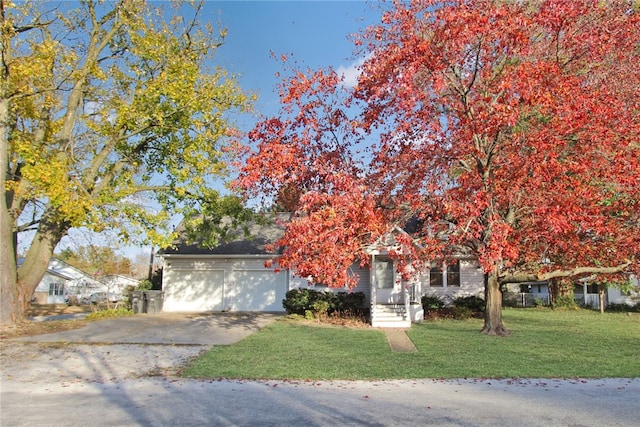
182, 308, 640, 380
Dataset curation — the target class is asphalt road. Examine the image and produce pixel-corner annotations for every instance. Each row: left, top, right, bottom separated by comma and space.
2, 313, 639, 426
2, 377, 639, 426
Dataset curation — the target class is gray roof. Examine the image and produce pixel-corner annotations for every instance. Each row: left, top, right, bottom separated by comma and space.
161, 213, 290, 256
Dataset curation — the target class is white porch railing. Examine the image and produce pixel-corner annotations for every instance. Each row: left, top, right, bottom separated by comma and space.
507, 293, 605, 308
575, 293, 605, 309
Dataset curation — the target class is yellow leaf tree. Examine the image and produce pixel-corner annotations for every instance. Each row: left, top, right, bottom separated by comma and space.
0, 0, 253, 324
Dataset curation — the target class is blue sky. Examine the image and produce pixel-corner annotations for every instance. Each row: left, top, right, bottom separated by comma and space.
201, 1, 382, 125
55, 1, 385, 260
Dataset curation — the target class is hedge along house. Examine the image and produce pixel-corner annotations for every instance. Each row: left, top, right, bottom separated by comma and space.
160, 214, 485, 327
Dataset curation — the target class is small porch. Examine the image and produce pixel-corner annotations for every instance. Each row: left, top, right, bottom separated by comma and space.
574, 282, 607, 309
369, 254, 422, 328
513, 282, 609, 309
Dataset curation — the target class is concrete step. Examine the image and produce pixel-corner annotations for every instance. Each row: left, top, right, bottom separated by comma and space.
372, 304, 411, 328
373, 320, 412, 328
372, 317, 411, 328
375, 304, 407, 311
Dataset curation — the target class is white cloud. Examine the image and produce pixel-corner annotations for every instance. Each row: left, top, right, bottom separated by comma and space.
336, 56, 368, 88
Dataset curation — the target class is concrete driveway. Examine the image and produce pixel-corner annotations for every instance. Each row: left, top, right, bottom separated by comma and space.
15, 312, 282, 345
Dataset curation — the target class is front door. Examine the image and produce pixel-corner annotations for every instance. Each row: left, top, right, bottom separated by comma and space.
374, 257, 402, 304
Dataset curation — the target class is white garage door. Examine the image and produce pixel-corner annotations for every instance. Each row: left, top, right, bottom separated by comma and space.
163, 258, 287, 313
230, 269, 287, 311
163, 268, 224, 312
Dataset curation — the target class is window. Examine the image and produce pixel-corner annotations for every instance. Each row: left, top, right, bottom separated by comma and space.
447, 262, 460, 287
49, 283, 65, 296
575, 283, 600, 294
429, 262, 460, 288
429, 262, 443, 287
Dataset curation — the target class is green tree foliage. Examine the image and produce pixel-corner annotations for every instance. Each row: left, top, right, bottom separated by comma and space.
0, 0, 253, 324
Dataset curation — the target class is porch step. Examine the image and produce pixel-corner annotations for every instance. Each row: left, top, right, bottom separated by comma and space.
372, 304, 411, 328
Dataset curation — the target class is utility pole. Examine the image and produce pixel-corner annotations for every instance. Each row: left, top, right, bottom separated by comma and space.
147, 246, 154, 281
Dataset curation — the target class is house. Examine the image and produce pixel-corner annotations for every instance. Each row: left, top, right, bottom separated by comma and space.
100, 274, 141, 295
30, 258, 104, 304
506, 281, 551, 307
299, 225, 485, 327
29, 258, 141, 304
574, 276, 640, 309
160, 215, 485, 327
507, 275, 640, 309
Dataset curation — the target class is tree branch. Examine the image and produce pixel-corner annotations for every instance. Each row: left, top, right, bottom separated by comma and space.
499, 261, 633, 284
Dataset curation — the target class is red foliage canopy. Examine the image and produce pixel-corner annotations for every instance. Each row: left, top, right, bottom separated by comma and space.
237, 1, 639, 291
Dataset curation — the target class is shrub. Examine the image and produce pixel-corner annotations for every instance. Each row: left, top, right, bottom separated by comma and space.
422, 295, 445, 311
453, 295, 485, 312
451, 306, 473, 320
86, 307, 133, 320
282, 289, 366, 315
137, 279, 153, 291
333, 292, 366, 313
312, 300, 330, 315
533, 297, 547, 307
607, 302, 640, 313
282, 289, 317, 315
552, 295, 578, 310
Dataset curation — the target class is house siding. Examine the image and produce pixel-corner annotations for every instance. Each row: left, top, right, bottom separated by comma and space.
289, 263, 372, 306
34, 273, 67, 304
289, 259, 483, 308
422, 259, 484, 305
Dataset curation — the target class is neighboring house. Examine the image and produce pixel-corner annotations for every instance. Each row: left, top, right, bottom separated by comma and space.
29, 258, 141, 304
30, 258, 104, 304
100, 274, 141, 296
160, 216, 485, 327
506, 281, 551, 307
574, 275, 640, 308
509, 275, 640, 308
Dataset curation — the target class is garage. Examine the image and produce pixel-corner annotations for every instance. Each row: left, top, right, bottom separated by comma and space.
160, 214, 292, 313
161, 256, 288, 313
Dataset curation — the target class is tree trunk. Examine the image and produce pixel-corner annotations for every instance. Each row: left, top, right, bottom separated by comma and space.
1, 119, 20, 324
482, 271, 509, 336
2, 208, 68, 325
598, 286, 605, 314
549, 277, 574, 305
0, 63, 18, 324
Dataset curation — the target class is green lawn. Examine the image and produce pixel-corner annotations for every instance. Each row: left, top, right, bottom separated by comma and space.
182, 308, 640, 380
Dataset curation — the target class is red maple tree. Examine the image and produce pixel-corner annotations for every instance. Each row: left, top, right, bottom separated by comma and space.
237, 1, 640, 335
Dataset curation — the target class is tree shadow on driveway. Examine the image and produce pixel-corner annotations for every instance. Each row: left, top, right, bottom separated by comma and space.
11, 312, 282, 346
